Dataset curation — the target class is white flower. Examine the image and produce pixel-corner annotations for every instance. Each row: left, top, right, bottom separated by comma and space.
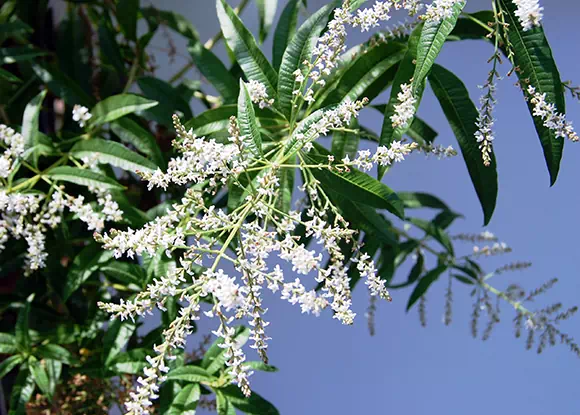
390, 82, 416, 128
72, 105, 92, 128
422, 0, 463, 23
475, 80, 497, 167
528, 86, 578, 142
513, 0, 543, 31
246, 80, 274, 109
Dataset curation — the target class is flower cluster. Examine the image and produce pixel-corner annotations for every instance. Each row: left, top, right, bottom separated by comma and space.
473, 242, 511, 257
0, 124, 25, 179
0, 187, 122, 274
391, 82, 417, 128
475, 77, 498, 167
421, 0, 463, 23
527, 86, 578, 142
349, 140, 418, 171
72, 105, 92, 128
512, 0, 543, 31
97, 102, 412, 410
245, 80, 274, 109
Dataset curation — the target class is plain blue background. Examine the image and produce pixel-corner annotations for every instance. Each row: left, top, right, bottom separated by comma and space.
97, 0, 580, 413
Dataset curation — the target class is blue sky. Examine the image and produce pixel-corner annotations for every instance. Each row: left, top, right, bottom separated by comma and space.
142, 1, 580, 413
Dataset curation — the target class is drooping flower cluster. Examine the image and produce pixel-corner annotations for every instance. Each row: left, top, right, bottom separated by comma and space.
72, 105, 92, 128
475, 78, 498, 167
0, 124, 25, 178
527, 86, 578, 142
97, 97, 417, 411
0, 187, 122, 274
512, 0, 543, 31
391, 82, 417, 128
473, 242, 511, 257
245, 80, 274, 109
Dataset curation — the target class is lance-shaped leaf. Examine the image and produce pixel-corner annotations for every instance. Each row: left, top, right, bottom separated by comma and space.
166, 365, 216, 383
378, 25, 422, 178
21, 89, 47, 166
277, 3, 334, 118
413, 1, 465, 89
111, 118, 165, 168
70, 139, 158, 173
103, 320, 136, 366
30, 357, 51, 398
16, 294, 34, 352
219, 385, 279, 415
497, 0, 566, 185
406, 265, 448, 311
0, 333, 17, 354
0, 354, 23, 379
62, 243, 114, 300
272, 0, 300, 71
429, 64, 497, 225
188, 41, 239, 103
303, 144, 404, 218
257, 0, 277, 43
167, 383, 201, 415
90, 94, 159, 126
326, 41, 406, 105
46, 166, 124, 190
238, 80, 263, 158
217, 0, 278, 102
398, 192, 451, 210
0, 46, 47, 63
9, 368, 35, 415
0, 67, 21, 83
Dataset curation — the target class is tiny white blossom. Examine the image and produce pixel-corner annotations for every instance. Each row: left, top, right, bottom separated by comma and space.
512, 0, 543, 31
72, 105, 92, 128
390, 82, 416, 128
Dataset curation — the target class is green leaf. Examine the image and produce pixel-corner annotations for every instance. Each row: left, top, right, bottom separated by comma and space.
16, 293, 34, 352
377, 25, 422, 178
137, 76, 193, 125
272, 0, 300, 71
166, 365, 215, 383
277, 3, 333, 119
29, 357, 51, 398
117, 0, 139, 40
406, 265, 448, 311
21, 89, 46, 165
398, 192, 451, 210
217, 0, 278, 101
0, 354, 23, 378
413, 1, 465, 90
0, 46, 47, 63
32, 63, 94, 107
110, 348, 151, 374
102, 320, 136, 366
167, 383, 200, 415
188, 41, 239, 103
276, 167, 294, 213
429, 64, 498, 225
332, 119, 360, 160
216, 390, 236, 415
111, 118, 165, 168
9, 368, 35, 415
141, 7, 200, 41
220, 385, 279, 415
90, 94, 159, 126
46, 166, 124, 190
407, 116, 438, 144
409, 217, 455, 255
101, 261, 147, 289
0, 19, 32, 36
449, 11, 495, 41
0, 333, 17, 354
70, 138, 158, 173
34, 344, 76, 365
238, 80, 263, 158
498, 0, 565, 185
44, 359, 62, 398
185, 105, 236, 136
329, 42, 406, 105
202, 326, 249, 374
0, 67, 21, 83
62, 243, 113, 300
302, 144, 405, 218
98, 18, 125, 75
244, 361, 279, 372
257, 0, 277, 43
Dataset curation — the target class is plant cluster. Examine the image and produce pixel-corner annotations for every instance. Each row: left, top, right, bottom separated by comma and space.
0, 0, 577, 414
